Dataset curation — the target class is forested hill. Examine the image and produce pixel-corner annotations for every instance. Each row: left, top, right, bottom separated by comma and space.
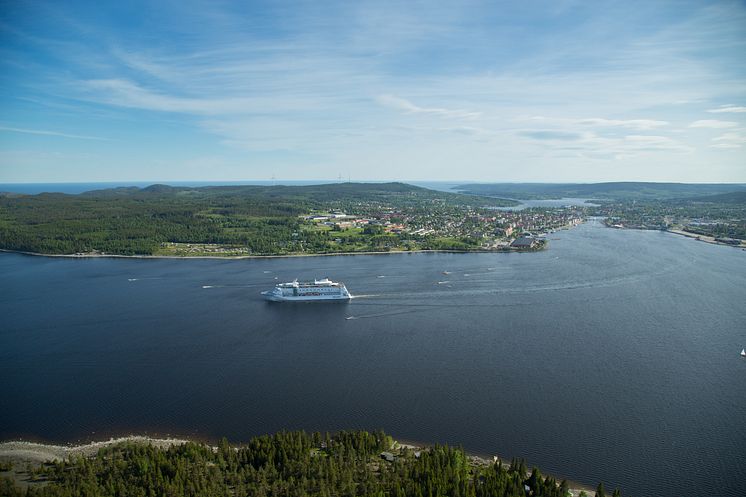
454, 182, 746, 201
679, 190, 746, 204
0, 430, 615, 497
0, 182, 516, 256
75, 182, 511, 206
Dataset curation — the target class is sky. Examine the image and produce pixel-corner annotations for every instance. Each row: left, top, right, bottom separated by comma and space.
1, 0, 745, 183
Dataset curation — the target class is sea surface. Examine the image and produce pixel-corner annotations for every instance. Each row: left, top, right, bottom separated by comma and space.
1, 220, 745, 496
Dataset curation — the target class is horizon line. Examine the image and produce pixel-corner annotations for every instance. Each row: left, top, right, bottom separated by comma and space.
2, 179, 746, 185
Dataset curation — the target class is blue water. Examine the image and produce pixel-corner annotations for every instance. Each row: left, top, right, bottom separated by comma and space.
1, 220, 745, 496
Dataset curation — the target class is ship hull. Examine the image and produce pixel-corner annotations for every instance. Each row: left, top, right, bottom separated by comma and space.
262, 291, 351, 302
262, 278, 352, 302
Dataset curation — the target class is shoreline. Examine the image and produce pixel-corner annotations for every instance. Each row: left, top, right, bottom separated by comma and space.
604, 225, 745, 249
393, 437, 595, 495
0, 435, 595, 496
0, 246, 544, 260
0, 436, 190, 464
665, 228, 746, 248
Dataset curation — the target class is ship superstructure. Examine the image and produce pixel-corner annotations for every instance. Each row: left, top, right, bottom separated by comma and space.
262, 278, 352, 302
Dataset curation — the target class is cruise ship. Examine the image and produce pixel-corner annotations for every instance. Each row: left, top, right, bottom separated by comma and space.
262, 278, 352, 302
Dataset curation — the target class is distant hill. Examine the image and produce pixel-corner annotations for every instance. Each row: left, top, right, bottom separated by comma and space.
76, 182, 518, 207
454, 182, 746, 201
0, 182, 516, 256
683, 191, 746, 204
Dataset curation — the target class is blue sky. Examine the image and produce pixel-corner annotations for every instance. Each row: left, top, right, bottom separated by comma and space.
1, 0, 745, 183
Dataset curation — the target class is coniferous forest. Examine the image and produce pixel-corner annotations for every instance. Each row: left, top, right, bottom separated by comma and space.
0, 430, 619, 497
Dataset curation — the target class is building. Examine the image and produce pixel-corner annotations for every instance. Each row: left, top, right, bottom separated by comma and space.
511, 236, 539, 249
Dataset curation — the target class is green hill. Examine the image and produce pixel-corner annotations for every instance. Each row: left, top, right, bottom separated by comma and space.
455, 182, 746, 201
0, 183, 516, 256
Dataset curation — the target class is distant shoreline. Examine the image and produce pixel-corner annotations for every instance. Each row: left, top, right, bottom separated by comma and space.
604, 226, 745, 249
665, 228, 746, 248
0, 246, 544, 260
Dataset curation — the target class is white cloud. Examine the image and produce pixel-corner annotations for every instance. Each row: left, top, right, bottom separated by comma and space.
622, 135, 693, 152
0, 126, 109, 141
437, 126, 486, 136
712, 132, 746, 144
710, 143, 741, 149
575, 118, 669, 130
82, 79, 324, 115
689, 120, 739, 128
707, 105, 746, 113
527, 116, 669, 131
4, 0, 746, 182
519, 129, 694, 157
377, 94, 481, 120
518, 129, 586, 141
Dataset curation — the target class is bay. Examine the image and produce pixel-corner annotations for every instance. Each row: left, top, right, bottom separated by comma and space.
1, 219, 745, 496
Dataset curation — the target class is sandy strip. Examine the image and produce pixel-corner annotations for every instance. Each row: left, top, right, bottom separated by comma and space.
0, 437, 189, 464
666, 228, 745, 248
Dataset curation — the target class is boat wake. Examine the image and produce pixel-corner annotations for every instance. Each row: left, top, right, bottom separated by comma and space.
344, 308, 425, 320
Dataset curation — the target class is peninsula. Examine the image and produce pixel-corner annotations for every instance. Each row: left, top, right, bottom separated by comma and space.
0, 183, 582, 257
0, 430, 610, 497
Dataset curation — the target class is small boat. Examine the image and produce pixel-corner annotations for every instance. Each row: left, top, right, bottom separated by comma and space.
741, 348, 746, 358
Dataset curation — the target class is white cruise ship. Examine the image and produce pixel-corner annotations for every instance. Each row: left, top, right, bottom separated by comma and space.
262, 278, 352, 302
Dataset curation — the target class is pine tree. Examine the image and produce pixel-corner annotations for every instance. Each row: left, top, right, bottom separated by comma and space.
596, 482, 606, 497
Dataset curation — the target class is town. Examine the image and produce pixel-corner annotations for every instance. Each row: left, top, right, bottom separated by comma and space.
302, 198, 586, 253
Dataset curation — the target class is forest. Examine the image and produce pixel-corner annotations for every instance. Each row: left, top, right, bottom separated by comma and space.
0, 430, 620, 497
454, 182, 746, 201
0, 183, 512, 256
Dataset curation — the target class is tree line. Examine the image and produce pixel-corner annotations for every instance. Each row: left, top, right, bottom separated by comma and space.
1, 430, 621, 497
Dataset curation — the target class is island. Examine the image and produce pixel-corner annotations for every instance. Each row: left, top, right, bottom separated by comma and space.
0, 430, 617, 497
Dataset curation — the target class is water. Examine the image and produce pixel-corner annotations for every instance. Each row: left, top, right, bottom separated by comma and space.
1, 220, 744, 496
494, 197, 600, 211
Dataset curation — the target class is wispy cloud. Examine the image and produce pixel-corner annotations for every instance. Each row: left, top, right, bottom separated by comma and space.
377, 94, 481, 120
518, 130, 585, 141
529, 116, 669, 131
2, 0, 745, 182
707, 105, 746, 113
82, 79, 325, 115
689, 119, 739, 128
519, 129, 694, 156
711, 132, 746, 148
710, 143, 741, 149
0, 126, 109, 141
575, 118, 669, 130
